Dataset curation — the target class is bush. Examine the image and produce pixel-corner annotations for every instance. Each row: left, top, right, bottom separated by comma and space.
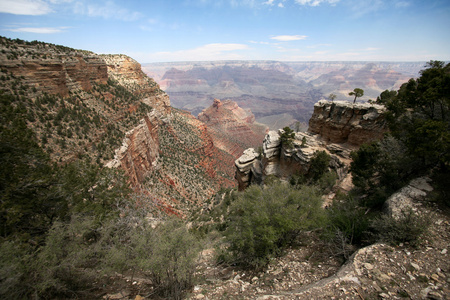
308, 150, 331, 181
143, 219, 201, 299
219, 183, 325, 269
323, 195, 371, 259
0, 240, 31, 299
104, 217, 202, 300
32, 216, 101, 298
370, 209, 430, 247
350, 136, 417, 209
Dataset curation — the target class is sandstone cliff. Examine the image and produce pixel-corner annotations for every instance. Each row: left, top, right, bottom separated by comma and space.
102, 54, 170, 114
0, 37, 235, 216
235, 100, 387, 191
198, 98, 268, 158
308, 100, 387, 146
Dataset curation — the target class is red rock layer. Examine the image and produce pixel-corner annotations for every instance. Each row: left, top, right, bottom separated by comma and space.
198, 99, 268, 159
2, 54, 108, 96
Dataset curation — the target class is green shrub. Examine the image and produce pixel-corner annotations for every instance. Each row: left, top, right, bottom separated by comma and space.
350, 136, 416, 209
0, 240, 31, 299
280, 126, 295, 149
323, 195, 372, 259
308, 150, 331, 181
103, 217, 202, 300
370, 209, 430, 247
144, 219, 201, 299
32, 216, 100, 298
219, 183, 325, 269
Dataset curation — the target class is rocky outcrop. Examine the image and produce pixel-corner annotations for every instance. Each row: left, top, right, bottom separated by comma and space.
0, 48, 108, 96
308, 100, 387, 146
236, 100, 387, 190
0, 37, 169, 114
235, 128, 351, 191
384, 176, 434, 219
106, 111, 161, 187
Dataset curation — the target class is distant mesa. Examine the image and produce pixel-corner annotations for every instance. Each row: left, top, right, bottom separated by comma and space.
143, 60, 424, 130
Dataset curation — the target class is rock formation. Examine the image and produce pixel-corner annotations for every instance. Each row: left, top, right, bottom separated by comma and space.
308, 100, 387, 146
235, 100, 387, 190
106, 111, 161, 187
0, 38, 106, 96
143, 60, 422, 129
198, 98, 268, 158
102, 54, 170, 114
384, 176, 434, 219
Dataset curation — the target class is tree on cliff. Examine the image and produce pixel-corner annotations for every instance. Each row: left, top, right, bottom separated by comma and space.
280, 126, 295, 149
349, 88, 364, 104
328, 93, 337, 102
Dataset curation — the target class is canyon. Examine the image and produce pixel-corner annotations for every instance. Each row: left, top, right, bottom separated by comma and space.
2, 37, 448, 300
143, 60, 424, 130
0, 37, 266, 215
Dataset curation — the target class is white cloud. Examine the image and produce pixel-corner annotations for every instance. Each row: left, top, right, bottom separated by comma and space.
295, 0, 339, 6
347, 0, 385, 18
278, 3, 284, 7
8, 26, 69, 33
271, 35, 308, 41
306, 43, 332, 48
263, 0, 275, 5
0, 0, 52, 15
363, 47, 380, 51
132, 43, 250, 62
394, 1, 410, 8
82, 1, 142, 21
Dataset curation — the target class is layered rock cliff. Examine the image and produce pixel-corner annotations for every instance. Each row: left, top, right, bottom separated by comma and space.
198, 99, 268, 158
0, 36, 235, 216
308, 100, 387, 146
235, 100, 387, 191
102, 54, 170, 114
0, 38, 107, 96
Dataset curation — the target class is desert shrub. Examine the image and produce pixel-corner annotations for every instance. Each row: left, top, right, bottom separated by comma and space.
308, 150, 331, 181
431, 168, 450, 207
31, 215, 102, 298
0, 240, 31, 299
143, 219, 201, 299
323, 195, 372, 259
370, 209, 431, 247
219, 183, 325, 269
350, 136, 417, 209
104, 217, 202, 300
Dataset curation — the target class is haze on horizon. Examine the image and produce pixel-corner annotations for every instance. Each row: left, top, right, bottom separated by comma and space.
0, 0, 449, 64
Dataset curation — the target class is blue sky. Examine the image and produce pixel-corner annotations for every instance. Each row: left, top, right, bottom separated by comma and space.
0, 0, 449, 63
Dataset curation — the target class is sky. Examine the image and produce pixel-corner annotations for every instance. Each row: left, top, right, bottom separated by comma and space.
0, 0, 449, 63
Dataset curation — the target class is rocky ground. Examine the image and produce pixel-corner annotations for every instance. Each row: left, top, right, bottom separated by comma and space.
100, 181, 449, 300
187, 199, 449, 300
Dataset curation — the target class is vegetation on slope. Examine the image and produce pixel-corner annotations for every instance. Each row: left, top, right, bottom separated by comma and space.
1, 37, 448, 299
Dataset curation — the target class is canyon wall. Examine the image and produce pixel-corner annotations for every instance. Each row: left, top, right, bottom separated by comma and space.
143, 60, 422, 130
0, 37, 235, 216
198, 98, 268, 158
